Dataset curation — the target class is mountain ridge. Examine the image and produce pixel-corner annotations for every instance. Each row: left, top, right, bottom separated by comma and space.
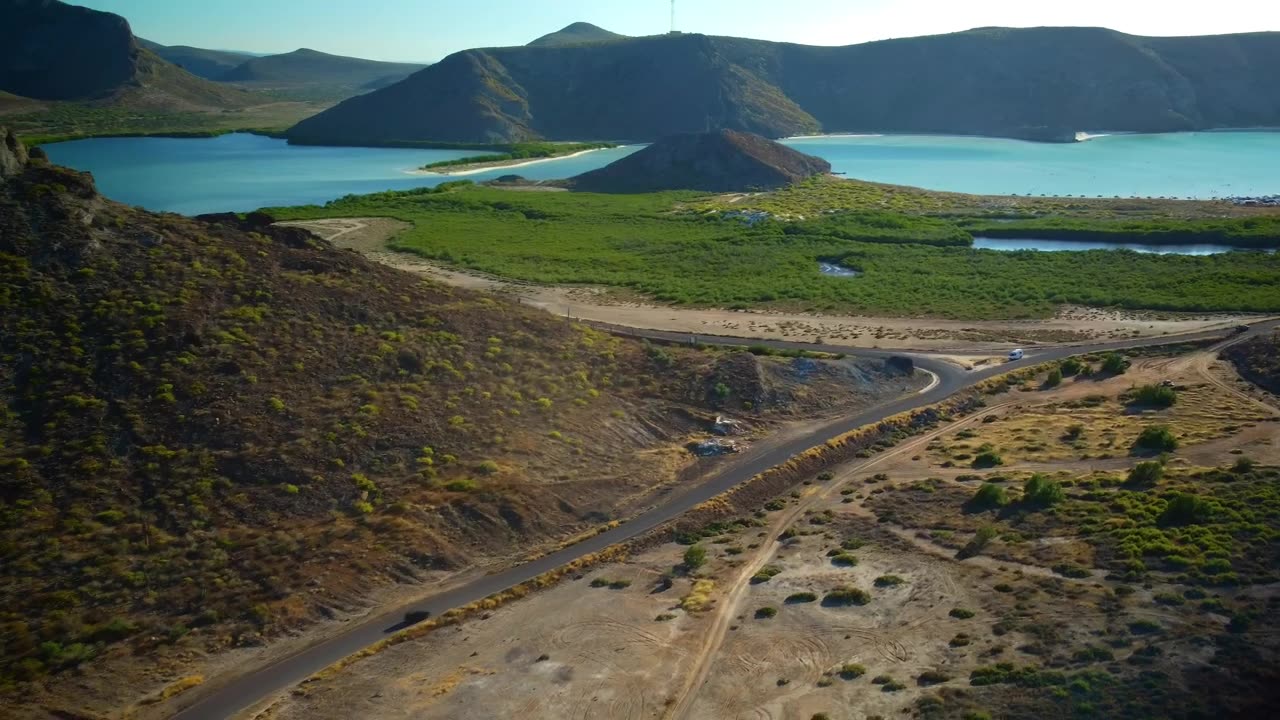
288, 25, 1280, 145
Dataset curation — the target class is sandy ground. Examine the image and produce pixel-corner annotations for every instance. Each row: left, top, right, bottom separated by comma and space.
258, 343, 1278, 720
280, 217, 1267, 353
408, 147, 616, 177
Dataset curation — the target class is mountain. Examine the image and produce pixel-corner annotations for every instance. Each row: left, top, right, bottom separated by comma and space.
288, 26, 1280, 145
288, 33, 819, 144
218, 48, 427, 99
137, 38, 254, 80
529, 22, 626, 47
0, 124, 730, 694
570, 129, 831, 192
0, 0, 254, 110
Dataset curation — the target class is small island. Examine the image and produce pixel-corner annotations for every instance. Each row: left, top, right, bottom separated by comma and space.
417, 142, 616, 175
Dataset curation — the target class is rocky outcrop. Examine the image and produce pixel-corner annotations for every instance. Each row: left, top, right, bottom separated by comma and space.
569, 130, 830, 193
0, 127, 28, 179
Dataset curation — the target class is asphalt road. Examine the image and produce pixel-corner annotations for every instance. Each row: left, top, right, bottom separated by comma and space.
171, 319, 1276, 720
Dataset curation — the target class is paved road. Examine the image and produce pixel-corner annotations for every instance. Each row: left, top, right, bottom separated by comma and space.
171, 320, 1277, 720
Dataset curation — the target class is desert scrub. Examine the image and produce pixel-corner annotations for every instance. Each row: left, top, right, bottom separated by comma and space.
785, 591, 818, 604
838, 663, 866, 679
823, 586, 871, 606
950, 608, 976, 619
874, 575, 906, 587
755, 606, 779, 619
751, 565, 782, 583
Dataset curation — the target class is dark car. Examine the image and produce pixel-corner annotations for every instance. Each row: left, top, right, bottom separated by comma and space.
403, 610, 431, 625
1235, 325, 1251, 334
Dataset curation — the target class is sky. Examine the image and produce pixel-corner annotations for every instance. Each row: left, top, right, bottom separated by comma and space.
77, 0, 1280, 62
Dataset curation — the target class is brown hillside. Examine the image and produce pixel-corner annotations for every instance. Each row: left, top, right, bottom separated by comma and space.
570, 129, 831, 193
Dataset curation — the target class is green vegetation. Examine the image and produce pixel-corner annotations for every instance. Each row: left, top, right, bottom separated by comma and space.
949, 608, 976, 619
785, 591, 818, 603
751, 565, 782, 583
971, 445, 1004, 468
823, 586, 871, 606
683, 545, 708, 571
1022, 474, 1065, 507
1101, 353, 1131, 375
970, 483, 1010, 509
1126, 461, 1165, 486
1134, 425, 1179, 452
11, 103, 313, 146
264, 183, 1280, 321
838, 663, 866, 679
874, 575, 906, 587
420, 142, 615, 170
1128, 384, 1177, 408
755, 606, 778, 618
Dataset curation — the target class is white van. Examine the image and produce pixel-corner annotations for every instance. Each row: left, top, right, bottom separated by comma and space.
1008, 349, 1025, 361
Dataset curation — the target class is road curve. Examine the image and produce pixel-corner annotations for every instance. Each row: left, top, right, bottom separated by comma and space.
170, 320, 1277, 720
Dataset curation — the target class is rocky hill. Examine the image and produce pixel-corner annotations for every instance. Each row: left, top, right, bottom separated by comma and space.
529, 22, 626, 47
0, 125, 704, 694
0, 0, 254, 110
570, 129, 831, 192
137, 38, 254, 80
288, 26, 1280, 145
217, 48, 427, 99
1224, 332, 1280, 394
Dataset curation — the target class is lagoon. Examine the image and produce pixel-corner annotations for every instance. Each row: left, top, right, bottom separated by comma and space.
41, 131, 1280, 215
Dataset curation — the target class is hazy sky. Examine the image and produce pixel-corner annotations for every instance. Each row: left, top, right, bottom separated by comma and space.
77, 0, 1279, 62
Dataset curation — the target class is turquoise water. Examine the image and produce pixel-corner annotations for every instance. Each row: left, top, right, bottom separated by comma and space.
41, 131, 1280, 215
971, 237, 1273, 255
42, 133, 644, 215
783, 132, 1280, 199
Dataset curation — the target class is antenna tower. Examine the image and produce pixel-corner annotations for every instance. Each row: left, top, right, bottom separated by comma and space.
670, 0, 676, 33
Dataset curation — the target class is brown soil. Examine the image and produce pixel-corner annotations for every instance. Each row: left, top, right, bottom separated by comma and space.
258, 345, 1280, 720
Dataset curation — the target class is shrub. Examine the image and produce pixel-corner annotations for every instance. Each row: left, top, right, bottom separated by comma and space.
871, 675, 892, 684
838, 663, 866, 679
268, 396, 286, 412
1129, 620, 1162, 635
755, 606, 778, 618
683, 544, 707, 571
1022, 474, 1065, 507
971, 483, 1009, 508
971, 445, 1003, 468
751, 566, 782, 583
1044, 368, 1063, 387
950, 608, 976, 619
786, 592, 818, 604
1134, 425, 1178, 452
443, 478, 478, 492
824, 587, 871, 606
1127, 461, 1164, 485
950, 633, 972, 647
1101, 352, 1130, 374
1231, 457, 1255, 474
874, 575, 906, 587
882, 680, 906, 692
1130, 384, 1177, 407
918, 670, 952, 685
1059, 358, 1083, 376
1159, 493, 1212, 526
831, 553, 858, 567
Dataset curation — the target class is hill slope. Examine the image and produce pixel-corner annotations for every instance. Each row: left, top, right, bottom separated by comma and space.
219, 48, 427, 99
0, 0, 255, 111
137, 38, 255, 80
571, 129, 831, 192
529, 22, 626, 47
288, 26, 1280, 145
0, 126, 714, 693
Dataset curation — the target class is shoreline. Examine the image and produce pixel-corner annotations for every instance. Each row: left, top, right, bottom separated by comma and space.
409, 147, 619, 177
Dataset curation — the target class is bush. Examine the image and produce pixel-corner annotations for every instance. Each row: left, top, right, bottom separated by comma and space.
786, 592, 818, 604
751, 566, 782, 583
1022, 474, 1065, 507
1127, 461, 1164, 485
971, 445, 1003, 468
874, 575, 907, 587
1059, 358, 1084, 376
1134, 425, 1178, 452
838, 663, 866, 679
1231, 457, 1255, 474
1044, 368, 1063, 387
1129, 384, 1177, 407
831, 553, 858, 567
683, 544, 707, 571
1101, 353, 1130, 374
971, 483, 1009, 508
950, 608, 976, 619
824, 587, 871, 606
918, 670, 952, 685
1159, 493, 1213, 526
755, 606, 778, 619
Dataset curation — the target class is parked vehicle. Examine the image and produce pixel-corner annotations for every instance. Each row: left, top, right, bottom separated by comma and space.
1008, 349, 1025, 361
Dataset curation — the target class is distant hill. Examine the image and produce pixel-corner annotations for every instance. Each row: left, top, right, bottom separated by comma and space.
137, 38, 254, 80
288, 26, 1280, 145
529, 22, 626, 47
570, 129, 830, 192
0, 0, 254, 110
218, 48, 427, 100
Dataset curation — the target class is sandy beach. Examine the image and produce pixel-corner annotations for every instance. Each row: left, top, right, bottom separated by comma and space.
408, 146, 618, 177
